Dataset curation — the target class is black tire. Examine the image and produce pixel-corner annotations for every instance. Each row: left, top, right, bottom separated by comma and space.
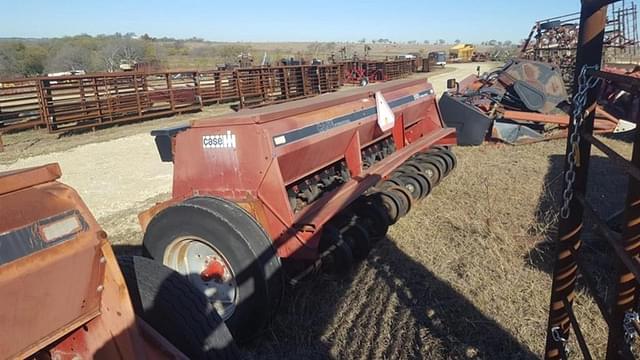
411, 171, 433, 199
433, 145, 451, 152
378, 189, 402, 225
387, 185, 412, 217
401, 160, 428, 173
396, 174, 423, 201
319, 225, 354, 275
413, 154, 445, 182
142, 197, 283, 342
426, 150, 453, 175
351, 195, 390, 242
342, 222, 371, 261
392, 167, 411, 175
380, 177, 402, 188
118, 256, 240, 360
408, 159, 441, 186
185, 196, 284, 321
436, 148, 457, 171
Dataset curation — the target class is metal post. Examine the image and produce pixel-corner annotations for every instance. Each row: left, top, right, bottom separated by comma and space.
544, 1, 609, 359
606, 102, 640, 359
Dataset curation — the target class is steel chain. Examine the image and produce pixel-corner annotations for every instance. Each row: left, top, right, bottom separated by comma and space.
624, 311, 640, 346
560, 65, 601, 219
551, 326, 570, 357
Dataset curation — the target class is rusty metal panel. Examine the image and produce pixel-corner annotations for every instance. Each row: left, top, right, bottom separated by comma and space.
0, 165, 184, 359
0, 182, 104, 358
0, 163, 61, 195
0, 77, 45, 132
0, 64, 342, 146
159, 78, 452, 260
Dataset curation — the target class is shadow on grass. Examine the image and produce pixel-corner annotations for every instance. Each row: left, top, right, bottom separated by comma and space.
114, 232, 536, 359
526, 152, 628, 308
244, 236, 537, 359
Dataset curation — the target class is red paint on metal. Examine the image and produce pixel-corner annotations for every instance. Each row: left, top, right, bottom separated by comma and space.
344, 131, 363, 177
201, 259, 226, 281
392, 113, 406, 149
154, 78, 455, 260
0, 165, 185, 359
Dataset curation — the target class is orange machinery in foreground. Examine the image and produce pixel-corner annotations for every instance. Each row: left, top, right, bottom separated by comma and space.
0, 164, 237, 359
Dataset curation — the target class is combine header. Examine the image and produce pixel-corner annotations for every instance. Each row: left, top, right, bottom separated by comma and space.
139, 78, 457, 341
439, 59, 635, 145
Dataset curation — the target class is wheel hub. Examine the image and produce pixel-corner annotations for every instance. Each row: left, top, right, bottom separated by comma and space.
164, 237, 238, 320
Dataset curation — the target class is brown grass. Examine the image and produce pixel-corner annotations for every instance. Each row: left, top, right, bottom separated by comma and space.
240, 136, 633, 359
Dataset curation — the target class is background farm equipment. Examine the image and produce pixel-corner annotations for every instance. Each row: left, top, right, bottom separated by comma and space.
139, 78, 457, 342
341, 59, 416, 85
439, 58, 635, 145
520, 1, 639, 93
449, 43, 476, 63
0, 163, 238, 359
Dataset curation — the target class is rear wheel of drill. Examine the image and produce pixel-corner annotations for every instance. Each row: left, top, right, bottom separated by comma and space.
396, 174, 423, 201
386, 185, 412, 217
342, 222, 372, 261
435, 148, 457, 172
391, 165, 415, 177
377, 189, 403, 224
319, 225, 354, 275
351, 195, 390, 242
142, 197, 284, 342
380, 177, 402, 189
411, 171, 432, 199
426, 150, 453, 175
412, 155, 443, 185
401, 160, 428, 174
402, 172, 430, 200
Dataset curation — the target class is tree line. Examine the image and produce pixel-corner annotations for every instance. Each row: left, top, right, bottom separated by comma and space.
0, 33, 169, 78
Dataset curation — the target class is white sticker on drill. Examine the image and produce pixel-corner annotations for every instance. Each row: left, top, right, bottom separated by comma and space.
375, 91, 395, 132
203, 130, 236, 149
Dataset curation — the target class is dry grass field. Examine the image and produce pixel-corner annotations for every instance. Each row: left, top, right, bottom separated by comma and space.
241, 137, 632, 360
0, 64, 633, 358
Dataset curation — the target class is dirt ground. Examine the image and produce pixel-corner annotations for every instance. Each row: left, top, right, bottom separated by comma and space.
2, 61, 627, 359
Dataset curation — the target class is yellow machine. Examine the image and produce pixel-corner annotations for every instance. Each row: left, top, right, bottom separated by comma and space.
449, 44, 475, 62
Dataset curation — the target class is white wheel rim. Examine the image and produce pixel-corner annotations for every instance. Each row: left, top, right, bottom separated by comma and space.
163, 236, 238, 320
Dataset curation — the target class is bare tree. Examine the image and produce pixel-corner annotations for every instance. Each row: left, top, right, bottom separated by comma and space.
119, 38, 144, 64
306, 42, 322, 58
46, 44, 91, 73
99, 38, 145, 72
100, 41, 121, 72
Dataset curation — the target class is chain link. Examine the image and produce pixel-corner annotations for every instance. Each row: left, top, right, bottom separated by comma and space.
551, 326, 570, 356
624, 311, 640, 346
560, 65, 602, 219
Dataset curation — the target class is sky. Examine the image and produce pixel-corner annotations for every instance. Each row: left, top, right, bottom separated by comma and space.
2, 0, 582, 43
